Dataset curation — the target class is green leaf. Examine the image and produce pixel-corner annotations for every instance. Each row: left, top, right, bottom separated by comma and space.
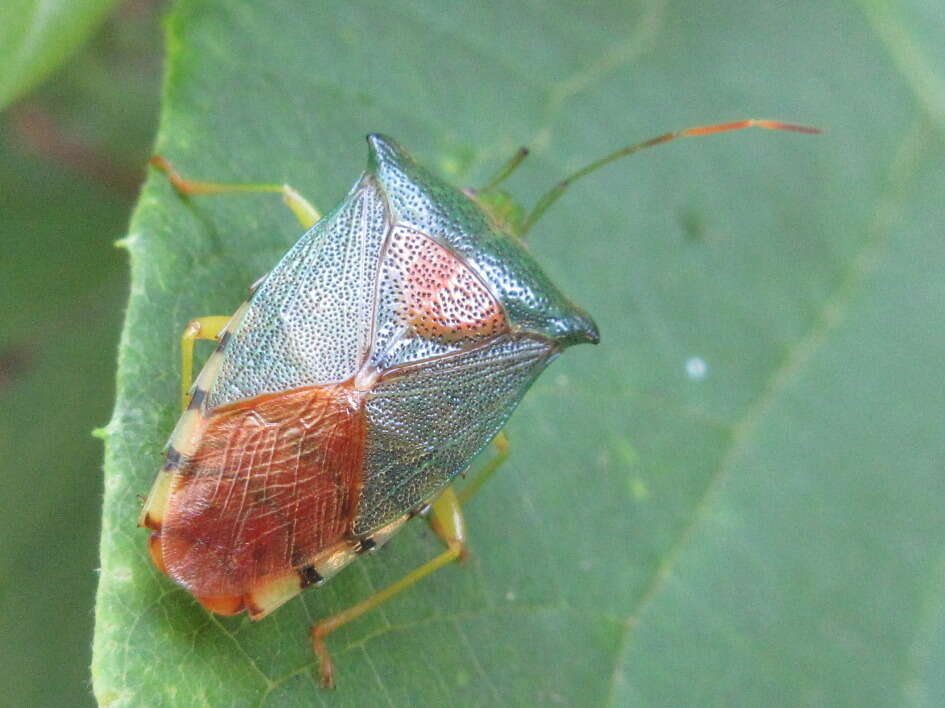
93, 1, 945, 705
0, 0, 120, 110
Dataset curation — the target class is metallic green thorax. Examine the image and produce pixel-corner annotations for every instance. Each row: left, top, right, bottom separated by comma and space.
367, 134, 599, 348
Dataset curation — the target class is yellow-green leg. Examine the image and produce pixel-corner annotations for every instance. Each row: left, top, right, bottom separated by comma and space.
152, 155, 324, 407
179, 316, 230, 410
311, 487, 467, 688
150, 155, 322, 230
458, 430, 510, 505
310, 432, 512, 688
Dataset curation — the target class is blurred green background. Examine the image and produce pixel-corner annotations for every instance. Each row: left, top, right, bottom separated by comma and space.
3, 1, 945, 706
0, 1, 163, 706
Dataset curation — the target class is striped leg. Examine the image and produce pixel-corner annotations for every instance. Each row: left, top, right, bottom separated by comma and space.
150, 155, 322, 230
457, 430, 510, 505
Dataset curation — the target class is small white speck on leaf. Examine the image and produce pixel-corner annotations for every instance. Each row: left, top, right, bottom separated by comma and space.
685, 356, 708, 380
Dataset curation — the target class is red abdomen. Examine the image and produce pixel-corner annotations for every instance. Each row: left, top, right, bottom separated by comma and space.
158, 384, 365, 599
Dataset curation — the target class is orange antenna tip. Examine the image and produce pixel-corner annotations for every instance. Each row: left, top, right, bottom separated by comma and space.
681, 119, 822, 137
752, 119, 822, 134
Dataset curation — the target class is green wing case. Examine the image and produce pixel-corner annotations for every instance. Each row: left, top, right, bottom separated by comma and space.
357, 335, 556, 533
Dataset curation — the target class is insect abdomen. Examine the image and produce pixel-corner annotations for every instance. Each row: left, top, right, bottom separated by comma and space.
154, 384, 366, 608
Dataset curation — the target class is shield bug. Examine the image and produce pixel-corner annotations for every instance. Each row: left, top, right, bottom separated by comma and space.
141, 120, 817, 687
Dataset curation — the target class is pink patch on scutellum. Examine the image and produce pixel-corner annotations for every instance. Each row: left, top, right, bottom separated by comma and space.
386, 228, 508, 342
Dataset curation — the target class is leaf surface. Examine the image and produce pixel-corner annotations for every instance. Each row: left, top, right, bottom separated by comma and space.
93, 1, 945, 705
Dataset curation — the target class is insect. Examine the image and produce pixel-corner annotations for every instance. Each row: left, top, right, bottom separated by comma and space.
140, 120, 817, 688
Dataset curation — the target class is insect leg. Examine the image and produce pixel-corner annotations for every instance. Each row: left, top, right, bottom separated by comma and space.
310, 488, 468, 688
457, 430, 510, 505
180, 316, 230, 410
149, 155, 322, 229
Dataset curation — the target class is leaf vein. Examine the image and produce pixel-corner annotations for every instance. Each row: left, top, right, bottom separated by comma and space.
603, 118, 929, 707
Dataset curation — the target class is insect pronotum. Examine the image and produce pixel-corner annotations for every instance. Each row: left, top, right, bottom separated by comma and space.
141, 119, 817, 687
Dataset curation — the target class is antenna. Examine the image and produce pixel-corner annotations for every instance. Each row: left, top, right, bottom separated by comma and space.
521, 119, 820, 235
